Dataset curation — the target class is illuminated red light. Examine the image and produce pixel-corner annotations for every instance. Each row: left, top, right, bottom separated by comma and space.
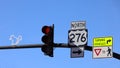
42, 26, 51, 34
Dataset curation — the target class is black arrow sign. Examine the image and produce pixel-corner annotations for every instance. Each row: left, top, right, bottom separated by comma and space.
107, 39, 111, 44
73, 49, 82, 54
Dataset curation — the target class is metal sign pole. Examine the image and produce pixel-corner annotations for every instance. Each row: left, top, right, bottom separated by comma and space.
0, 43, 119, 60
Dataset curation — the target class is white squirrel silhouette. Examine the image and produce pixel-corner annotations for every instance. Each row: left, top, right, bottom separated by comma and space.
9, 35, 22, 45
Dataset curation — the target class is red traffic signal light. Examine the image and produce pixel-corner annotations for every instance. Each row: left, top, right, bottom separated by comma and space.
41, 26, 53, 44
41, 24, 54, 57
42, 26, 51, 34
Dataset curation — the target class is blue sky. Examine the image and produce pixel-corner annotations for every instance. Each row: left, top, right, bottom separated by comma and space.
0, 0, 120, 68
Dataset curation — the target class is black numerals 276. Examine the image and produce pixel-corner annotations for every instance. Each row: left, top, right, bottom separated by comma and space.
70, 33, 86, 43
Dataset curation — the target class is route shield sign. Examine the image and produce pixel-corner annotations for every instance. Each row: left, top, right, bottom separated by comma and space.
68, 29, 88, 46
69, 21, 87, 58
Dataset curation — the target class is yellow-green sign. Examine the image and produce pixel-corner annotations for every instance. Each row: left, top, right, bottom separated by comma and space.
93, 36, 113, 47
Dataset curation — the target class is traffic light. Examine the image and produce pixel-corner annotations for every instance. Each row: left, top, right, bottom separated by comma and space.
41, 24, 54, 57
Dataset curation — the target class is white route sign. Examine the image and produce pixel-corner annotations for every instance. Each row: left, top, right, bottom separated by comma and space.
71, 21, 86, 29
93, 46, 112, 58
68, 29, 88, 46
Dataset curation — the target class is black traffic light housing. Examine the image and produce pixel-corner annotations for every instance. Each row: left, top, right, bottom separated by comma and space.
41, 24, 54, 57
